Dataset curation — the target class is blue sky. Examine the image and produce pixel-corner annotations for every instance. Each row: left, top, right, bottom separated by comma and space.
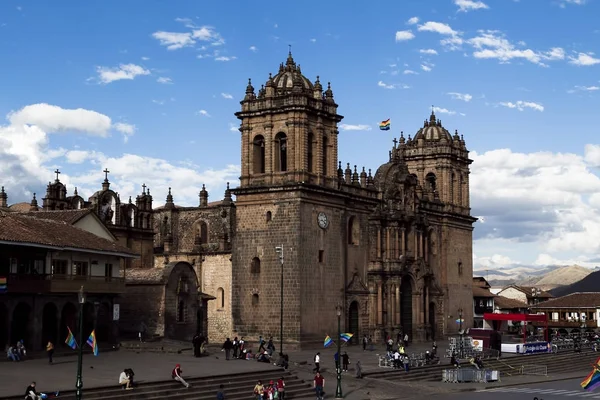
1, 0, 600, 272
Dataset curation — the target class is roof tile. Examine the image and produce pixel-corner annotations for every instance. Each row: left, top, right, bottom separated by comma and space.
530, 292, 600, 309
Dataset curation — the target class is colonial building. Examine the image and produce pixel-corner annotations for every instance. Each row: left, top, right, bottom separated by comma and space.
0, 52, 477, 347
0, 208, 137, 351
530, 292, 600, 333
496, 285, 553, 306
472, 277, 495, 329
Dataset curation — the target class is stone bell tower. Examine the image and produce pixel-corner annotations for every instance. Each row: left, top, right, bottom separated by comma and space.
234, 50, 342, 189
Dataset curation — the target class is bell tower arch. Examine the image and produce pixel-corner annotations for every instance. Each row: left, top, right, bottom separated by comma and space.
235, 51, 343, 188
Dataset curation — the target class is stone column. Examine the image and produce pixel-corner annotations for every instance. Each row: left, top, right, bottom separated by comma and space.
385, 228, 391, 261
395, 285, 401, 326
390, 284, 396, 328
425, 287, 430, 324
424, 234, 429, 263
418, 231, 423, 259
394, 228, 399, 259
401, 228, 406, 256
414, 230, 419, 258
377, 281, 383, 325
264, 124, 273, 175
368, 282, 377, 329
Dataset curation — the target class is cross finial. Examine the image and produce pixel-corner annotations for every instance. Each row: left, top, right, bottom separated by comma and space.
142, 183, 146, 194
288, 44, 292, 54
103, 168, 110, 181
54, 169, 61, 181
393, 138, 398, 147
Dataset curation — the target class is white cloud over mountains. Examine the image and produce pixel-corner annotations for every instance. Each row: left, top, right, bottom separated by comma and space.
0, 103, 238, 209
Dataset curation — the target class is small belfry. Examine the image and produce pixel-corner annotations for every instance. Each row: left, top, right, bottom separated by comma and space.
235, 50, 342, 188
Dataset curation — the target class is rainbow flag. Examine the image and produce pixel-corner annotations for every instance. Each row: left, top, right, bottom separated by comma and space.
379, 119, 391, 131
86, 330, 98, 356
65, 326, 78, 350
0, 276, 6, 293
340, 333, 353, 342
324, 335, 333, 348
581, 357, 600, 391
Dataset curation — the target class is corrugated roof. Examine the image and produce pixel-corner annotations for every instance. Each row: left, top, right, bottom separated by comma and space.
0, 210, 137, 257
530, 292, 600, 309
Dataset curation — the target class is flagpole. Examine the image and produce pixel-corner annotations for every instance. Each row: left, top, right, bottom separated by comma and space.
76, 286, 86, 400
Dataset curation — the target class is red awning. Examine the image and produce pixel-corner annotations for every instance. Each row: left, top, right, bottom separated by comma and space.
483, 313, 547, 322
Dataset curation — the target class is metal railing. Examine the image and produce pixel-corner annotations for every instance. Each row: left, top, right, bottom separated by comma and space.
520, 364, 548, 376
442, 368, 501, 383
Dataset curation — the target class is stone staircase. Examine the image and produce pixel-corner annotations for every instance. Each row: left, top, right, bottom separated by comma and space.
364, 349, 600, 383
0, 370, 315, 400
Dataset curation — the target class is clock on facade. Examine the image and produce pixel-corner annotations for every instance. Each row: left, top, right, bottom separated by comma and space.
317, 212, 329, 229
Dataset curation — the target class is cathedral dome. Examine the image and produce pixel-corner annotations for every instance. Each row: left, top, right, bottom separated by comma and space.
413, 110, 453, 142
268, 51, 314, 93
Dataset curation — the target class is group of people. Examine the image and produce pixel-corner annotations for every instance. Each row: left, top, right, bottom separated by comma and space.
313, 351, 363, 379
252, 377, 286, 400
5, 340, 26, 361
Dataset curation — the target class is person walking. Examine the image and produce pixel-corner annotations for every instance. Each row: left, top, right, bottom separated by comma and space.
313, 372, 325, 400
362, 335, 368, 351
276, 376, 286, 400
312, 352, 320, 373
342, 351, 349, 372
222, 338, 233, 360
216, 384, 225, 400
46, 341, 54, 365
192, 333, 201, 357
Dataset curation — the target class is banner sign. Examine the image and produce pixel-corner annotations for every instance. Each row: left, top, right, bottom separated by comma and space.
520, 342, 551, 354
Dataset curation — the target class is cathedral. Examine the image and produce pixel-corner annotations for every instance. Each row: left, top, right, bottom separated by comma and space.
1, 52, 475, 348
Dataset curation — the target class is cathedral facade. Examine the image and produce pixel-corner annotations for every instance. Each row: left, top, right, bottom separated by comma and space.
2, 52, 475, 347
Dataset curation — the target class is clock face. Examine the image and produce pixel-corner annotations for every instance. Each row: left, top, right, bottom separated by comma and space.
317, 212, 329, 229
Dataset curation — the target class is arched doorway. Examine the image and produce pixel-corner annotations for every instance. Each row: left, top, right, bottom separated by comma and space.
348, 301, 359, 345
96, 303, 111, 343
42, 303, 58, 347
0, 303, 8, 348
11, 302, 32, 347
60, 302, 77, 347
428, 302, 436, 341
400, 278, 413, 339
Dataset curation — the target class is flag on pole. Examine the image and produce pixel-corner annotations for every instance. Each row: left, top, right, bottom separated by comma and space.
379, 119, 391, 131
340, 333, 353, 343
0, 276, 6, 293
581, 357, 600, 391
86, 330, 98, 356
324, 335, 333, 348
65, 326, 78, 349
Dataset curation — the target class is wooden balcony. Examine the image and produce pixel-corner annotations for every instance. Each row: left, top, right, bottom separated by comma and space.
532, 320, 598, 328
5, 273, 125, 294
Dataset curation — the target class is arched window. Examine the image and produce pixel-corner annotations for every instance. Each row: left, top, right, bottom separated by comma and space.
177, 298, 187, 323
266, 211, 272, 222
274, 132, 288, 172
252, 294, 259, 306
426, 172, 437, 192
253, 135, 266, 174
217, 287, 224, 309
251, 257, 261, 273
322, 135, 329, 175
199, 221, 208, 244
307, 132, 315, 173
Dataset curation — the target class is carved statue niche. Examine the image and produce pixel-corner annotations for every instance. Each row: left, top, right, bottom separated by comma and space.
100, 195, 115, 223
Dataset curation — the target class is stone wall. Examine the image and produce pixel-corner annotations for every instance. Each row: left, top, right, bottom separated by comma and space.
120, 284, 165, 337
164, 262, 200, 341
203, 253, 232, 342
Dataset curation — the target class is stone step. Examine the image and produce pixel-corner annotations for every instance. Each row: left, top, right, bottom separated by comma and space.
1, 370, 314, 400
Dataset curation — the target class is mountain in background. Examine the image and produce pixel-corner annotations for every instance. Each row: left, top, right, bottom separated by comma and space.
550, 270, 600, 297
473, 265, 595, 291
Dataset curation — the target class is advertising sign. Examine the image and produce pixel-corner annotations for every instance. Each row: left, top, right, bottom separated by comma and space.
471, 338, 483, 351
522, 342, 551, 354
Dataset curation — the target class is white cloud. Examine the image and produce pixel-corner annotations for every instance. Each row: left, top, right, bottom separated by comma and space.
192, 26, 224, 45
403, 69, 418, 75
447, 92, 473, 102
560, 0, 586, 6
157, 77, 173, 84
440, 36, 464, 50
310, 38, 317, 43
418, 21, 458, 36
65, 150, 94, 164
249, 46, 257, 52
95, 64, 150, 84
215, 56, 237, 62
432, 106, 456, 115
113, 122, 136, 143
221, 93, 233, 99
339, 124, 372, 131
151, 31, 195, 50
499, 101, 544, 112
454, 0, 489, 12
467, 30, 565, 65
8, 103, 112, 136
141, 56, 150, 61
197, 110, 211, 117
569, 52, 600, 66
568, 85, 600, 93
407, 17, 419, 25
377, 81, 409, 90
421, 64, 432, 72
395, 30, 415, 42
419, 49, 438, 55
229, 123, 239, 132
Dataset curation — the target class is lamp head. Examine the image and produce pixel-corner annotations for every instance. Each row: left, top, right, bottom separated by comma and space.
78, 285, 86, 304
336, 304, 342, 316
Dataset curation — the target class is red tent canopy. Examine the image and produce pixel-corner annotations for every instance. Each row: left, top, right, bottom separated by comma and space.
483, 313, 547, 322
483, 313, 548, 343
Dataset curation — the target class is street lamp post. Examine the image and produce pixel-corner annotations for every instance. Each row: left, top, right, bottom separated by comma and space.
275, 245, 284, 355
76, 286, 86, 400
458, 308, 464, 358
335, 304, 343, 399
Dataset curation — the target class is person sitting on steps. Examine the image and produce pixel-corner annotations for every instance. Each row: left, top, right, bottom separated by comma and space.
119, 369, 133, 390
